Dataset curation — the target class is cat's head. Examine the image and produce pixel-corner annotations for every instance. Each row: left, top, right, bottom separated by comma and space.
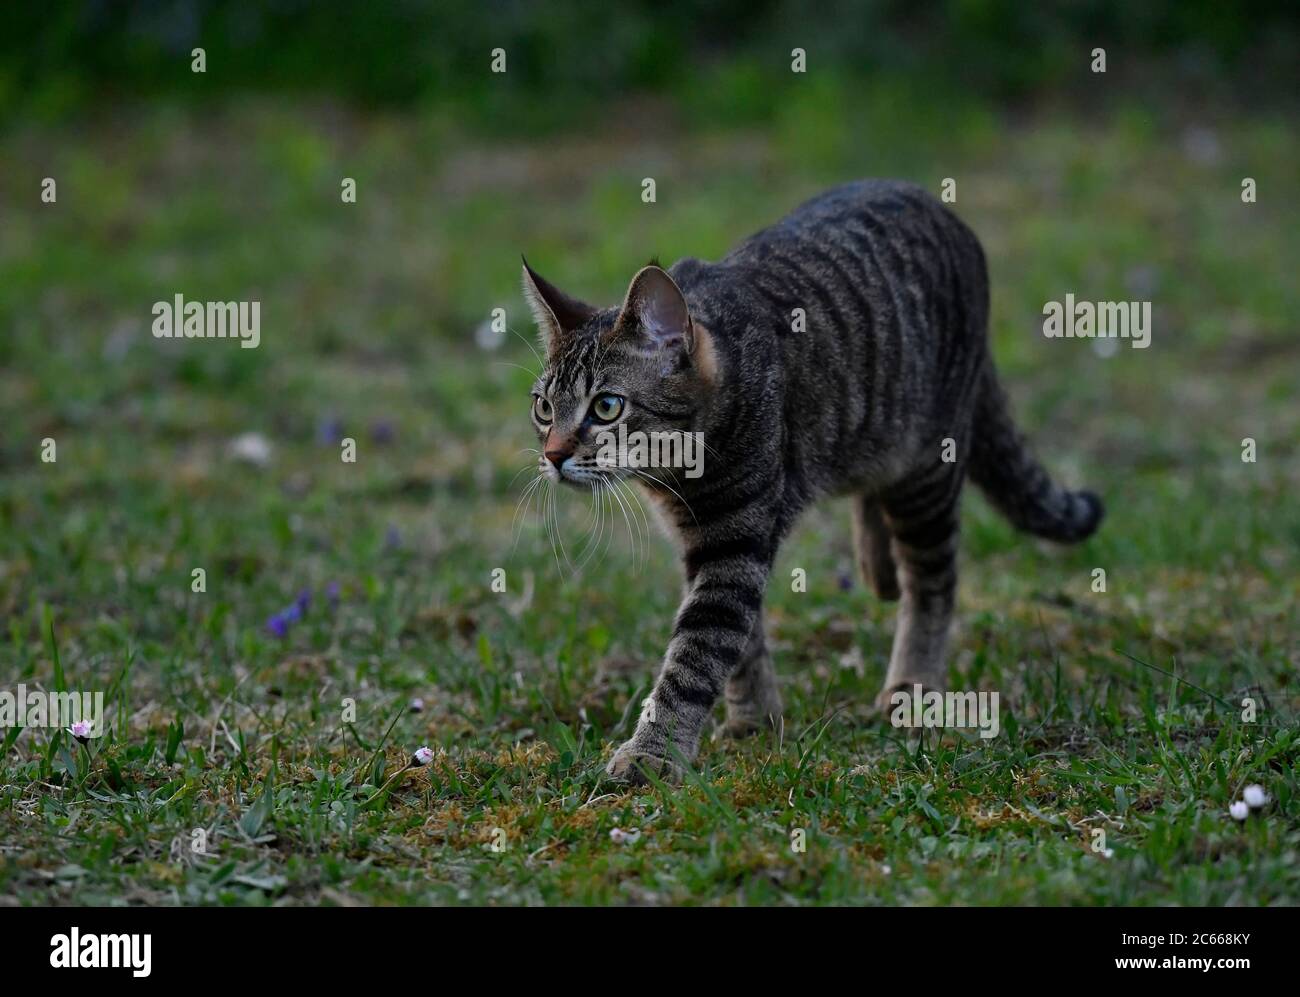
522, 258, 716, 487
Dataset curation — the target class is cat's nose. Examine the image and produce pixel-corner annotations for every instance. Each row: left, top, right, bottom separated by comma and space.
544, 446, 572, 468
544, 432, 574, 468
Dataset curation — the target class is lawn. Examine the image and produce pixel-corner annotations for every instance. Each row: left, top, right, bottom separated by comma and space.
1, 89, 1297, 905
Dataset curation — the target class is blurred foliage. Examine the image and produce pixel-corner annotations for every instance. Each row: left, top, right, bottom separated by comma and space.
4, 0, 1297, 127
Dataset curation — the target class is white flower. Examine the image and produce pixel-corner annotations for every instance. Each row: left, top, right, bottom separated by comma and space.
609, 827, 641, 844
412, 746, 434, 766
474, 318, 506, 352
1229, 800, 1249, 821
228, 432, 273, 467
68, 720, 94, 740
1243, 784, 1268, 809
410, 698, 425, 713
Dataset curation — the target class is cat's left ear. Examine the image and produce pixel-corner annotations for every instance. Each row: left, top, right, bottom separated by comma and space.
614, 265, 694, 355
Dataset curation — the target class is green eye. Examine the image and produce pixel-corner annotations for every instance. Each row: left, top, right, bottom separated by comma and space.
591, 394, 625, 422
533, 395, 553, 423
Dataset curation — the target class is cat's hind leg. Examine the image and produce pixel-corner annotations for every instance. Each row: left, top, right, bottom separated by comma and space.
720, 609, 783, 738
875, 464, 963, 707
850, 495, 900, 600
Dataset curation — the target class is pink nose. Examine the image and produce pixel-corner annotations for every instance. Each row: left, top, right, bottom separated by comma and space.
545, 446, 572, 468
544, 429, 574, 468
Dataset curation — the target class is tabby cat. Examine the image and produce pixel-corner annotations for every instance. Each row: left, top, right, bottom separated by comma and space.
522, 180, 1102, 784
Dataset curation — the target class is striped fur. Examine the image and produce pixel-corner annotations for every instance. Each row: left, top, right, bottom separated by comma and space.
523, 180, 1103, 784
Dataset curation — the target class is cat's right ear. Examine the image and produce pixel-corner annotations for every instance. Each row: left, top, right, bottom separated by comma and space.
521, 257, 596, 358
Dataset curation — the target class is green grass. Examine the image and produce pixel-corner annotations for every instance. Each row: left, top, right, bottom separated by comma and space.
1, 89, 1297, 905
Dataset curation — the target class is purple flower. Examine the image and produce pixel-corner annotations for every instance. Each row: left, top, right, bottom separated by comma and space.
384, 525, 402, 550
370, 420, 396, 445
68, 720, 94, 741
268, 588, 314, 635
326, 581, 341, 608
317, 417, 345, 445
838, 571, 854, 592
412, 746, 434, 766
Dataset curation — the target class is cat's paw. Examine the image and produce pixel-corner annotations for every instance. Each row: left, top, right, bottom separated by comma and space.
605, 742, 686, 785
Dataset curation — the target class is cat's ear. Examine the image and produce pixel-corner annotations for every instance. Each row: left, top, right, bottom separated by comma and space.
615, 265, 694, 354
521, 257, 596, 357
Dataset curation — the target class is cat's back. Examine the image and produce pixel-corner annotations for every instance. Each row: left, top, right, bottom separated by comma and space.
670, 179, 987, 373
726, 179, 967, 264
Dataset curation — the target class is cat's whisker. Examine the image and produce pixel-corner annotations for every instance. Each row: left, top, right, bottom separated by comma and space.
594, 477, 619, 571
606, 473, 645, 573
589, 478, 612, 571
519, 484, 548, 558
626, 475, 652, 551
507, 460, 542, 491
510, 470, 537, 520
543, 479, 570, 580
573, 481, 597, 564
695, 436, 726, 466
627, 465, 698, 526
573, 474, 608, 571
598, 470, 637, 568
506, 324, 545, 372
555, 479, 582, 573
604, 445, 695, 505
602, 473, 632, 562
575, 479, 605, 571
494, 360, 543, 381
511, 472, 547, 552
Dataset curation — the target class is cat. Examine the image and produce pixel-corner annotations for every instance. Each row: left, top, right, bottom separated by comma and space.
522, 180, 1103, 784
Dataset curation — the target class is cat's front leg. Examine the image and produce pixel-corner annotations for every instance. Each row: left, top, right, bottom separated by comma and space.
606, 541, 771, 784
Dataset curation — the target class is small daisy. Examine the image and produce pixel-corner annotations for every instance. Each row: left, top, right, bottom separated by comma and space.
1229, 800, 1249, 822
609, 827, 641, 844
68, 720, 94, 742
410, 698, 425, 713
1243, 784, 1268, 809
229, 431, 273, 467
412, 746, 434, 766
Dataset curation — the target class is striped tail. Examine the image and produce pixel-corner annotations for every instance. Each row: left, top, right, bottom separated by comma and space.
968, 366, 1104, 543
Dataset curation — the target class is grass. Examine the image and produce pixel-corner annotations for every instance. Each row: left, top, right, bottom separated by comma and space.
0, 86, 1297, 905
